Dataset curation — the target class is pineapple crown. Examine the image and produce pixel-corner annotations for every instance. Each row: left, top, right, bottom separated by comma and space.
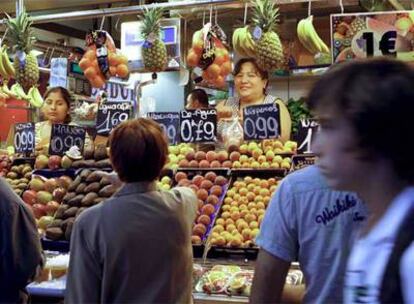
5, 8, 36, 53
251, 0, 280, 33
140, 7, 164, 40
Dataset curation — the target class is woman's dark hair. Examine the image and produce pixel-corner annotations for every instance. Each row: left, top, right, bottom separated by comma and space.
43, 86, 73, 123
308, 57, 414, 182
233, 58, 269, 93
188, 89, 209, 108
109, 118, 168, 183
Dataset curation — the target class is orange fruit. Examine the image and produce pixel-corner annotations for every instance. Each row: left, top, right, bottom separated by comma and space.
221, 61, 232, 76
192, 40, 204, 55
215, 76, 226, 88
108, 52, 119, 66
116, 64, 129, 78
84, 49, 96, 61
109, 66, 117, 76
118, 55, 128, 65
206, 64, 221, 79
84, 67, 98, 79
79, 58, 91, 71
186, 50, 199, 67
90, 75, 106, 88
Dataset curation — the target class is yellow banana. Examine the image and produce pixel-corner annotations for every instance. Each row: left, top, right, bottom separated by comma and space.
297, 18, 318, 54
304, 16, 330, 54
233, 28, 248, 57
11, 83, 29, 100
241, 26, 256, 57
1, 82, 17, 99
2, 48, 15, 78
0, 48, 9, 79
28, 86, 44, 108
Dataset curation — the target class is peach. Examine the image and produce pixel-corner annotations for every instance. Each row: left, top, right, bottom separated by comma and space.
178, 179, 191, 187
231, 211, 240, 221
198, 199, 204, 209
197, 189, 209, 201
221, 160, 233, 168
226, 224, 237, 233
212, 225, 224, 234
206, 195, 219, 205
192, 235, 202, 245
249, 221, 259, 229
260, 180, 270, 189
238, 222, 249, 232
242, 228, 252, 240
232, 161, 242, 168
245, 213, 257, 223
179, 159, 189, 168
229, 151, 240, 162
186, 151, 195, 161
256, 202, 266, 210
195, 151, 206, 161
189, 185, 199, 193
189, 160, 199, 168
240, 209, 249, 218
221, 211, 231, 219
230, 201, 239, 208
193, 223, 207, 236
217, 150, 229, 162
210, 185, 222, 197
224, 197, 232, 204
244, 176, 253, 183
198, 214, 211, 226
175, 172, 187, 183
210, 160, 221, 168
254, 195, 264, 203
199, 160, 210, 168
216, 218, 225, 226
239, 188, 248, 196
192, 175, 204, 187
201, 204, 215, 215
257, 155, 267, 164
215, 176, 228, 186
215, 236, 226, 246
206, 151, 217, 162
268, 178, 278, 186
239, 204, 248, 211
247, 184, 255, 191
200, 180, 213, 190
253, 187, 261, 195
253, 178, 261, 186
248, 202, 257, 210
205, 171, 217, 182
222, 205, 231, 212
260, 188, 270, 196
246, 192, 255, 202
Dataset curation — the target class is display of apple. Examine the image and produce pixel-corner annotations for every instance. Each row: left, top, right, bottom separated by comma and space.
48, 155, 62, 170
165, 143, 194, 170
45, 201, 60, 216
157, 175, 172, 191
209, 176, 280, 248
32, 204, 48, 219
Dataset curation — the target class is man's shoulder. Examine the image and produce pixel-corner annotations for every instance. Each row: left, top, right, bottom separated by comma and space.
283, 165, 329, 193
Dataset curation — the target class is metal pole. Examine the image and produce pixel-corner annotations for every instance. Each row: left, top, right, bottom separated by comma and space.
16, 0, 24, 16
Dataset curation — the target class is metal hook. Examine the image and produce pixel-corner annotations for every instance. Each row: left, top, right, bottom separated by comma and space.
115, 17, 121, 33
1, 28, 8, 46
99, 16, 106, 31
49, 48, 55, 63
339, 0, 344, 14
215, 6, 218, 25
243, 2, 248, 25
209, 5, 213, 24
42, 47, 50, 65
308, 0, 312, 17
202, 11, 206, 26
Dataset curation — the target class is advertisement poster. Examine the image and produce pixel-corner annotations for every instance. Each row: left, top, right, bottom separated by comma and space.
331, 11, 414, 63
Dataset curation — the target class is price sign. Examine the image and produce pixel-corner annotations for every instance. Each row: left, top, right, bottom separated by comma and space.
49, 124, 86, 156
148, 112, 180, 144
294, 118, 319, 154
14, 123, 35, 154
243, 103, 280, 141
292, 154, 317, 171
332, 11, 414, 63
180, 109, 217, 143
96, 102, 131, 136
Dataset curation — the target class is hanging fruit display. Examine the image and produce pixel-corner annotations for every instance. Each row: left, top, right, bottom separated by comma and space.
5, 8, 39, 94
251, 0, 285, 72
232, 26, 256, 58
140, 7, 168, 73
297, 16, 330, 58
79, 31, 129, 88
186, 24, 231, 89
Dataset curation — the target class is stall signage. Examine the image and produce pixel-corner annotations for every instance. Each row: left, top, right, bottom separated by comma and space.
292, 154, 317, 171
96, 102, 131, 136
331, 11, 414, 63
49, 124, 86, 156
243, 103, 280, 141
91, 82, 135, 102
294, 118, 319, 154
180, 109, 217, 143
14, 123, 35, 154
148, 112, 180, 144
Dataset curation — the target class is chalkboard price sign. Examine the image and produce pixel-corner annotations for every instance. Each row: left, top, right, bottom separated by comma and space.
243, 103, 280, 141
294, 118, 319, 154
96, 102, 131, 136
49, 124, 86, 156
148, 112, 180, 144
180, 109, 217, 143
14, 123, 35, 154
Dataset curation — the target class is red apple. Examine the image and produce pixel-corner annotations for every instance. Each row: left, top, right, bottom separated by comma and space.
22, 190, 37, 206
32, 204, 47, 219
45, 201, 60, 216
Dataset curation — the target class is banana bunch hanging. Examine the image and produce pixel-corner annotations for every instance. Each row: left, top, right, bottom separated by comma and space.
297, 16, 330, 55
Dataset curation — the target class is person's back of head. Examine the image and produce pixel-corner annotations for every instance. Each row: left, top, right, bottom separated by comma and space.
186, 89, 209, 109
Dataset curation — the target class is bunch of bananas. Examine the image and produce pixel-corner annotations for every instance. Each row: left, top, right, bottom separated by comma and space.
0, 46, 15, 80
11, 83, 43, 108
232, 26, 256, 57
297, 16, 330, 55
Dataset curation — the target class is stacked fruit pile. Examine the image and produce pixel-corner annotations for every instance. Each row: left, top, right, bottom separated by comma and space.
156, 175, 172, 191
174, 171, 229, 245
4, 163, 33, 196
22, 175, 72, 232
0, 155, 12, 177
209, 176, 279, 247
179, 150, 237, 169
165, 143, 194, 170
45, 169, 118, 241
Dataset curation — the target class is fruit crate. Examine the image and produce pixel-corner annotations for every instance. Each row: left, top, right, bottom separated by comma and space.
173, 169, 231, 258
204, 169, 285, 260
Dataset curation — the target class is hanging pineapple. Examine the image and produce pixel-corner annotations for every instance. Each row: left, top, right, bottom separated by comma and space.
6, 8, 39, 93
252, 0, 284, 72
140, 7, 168, 72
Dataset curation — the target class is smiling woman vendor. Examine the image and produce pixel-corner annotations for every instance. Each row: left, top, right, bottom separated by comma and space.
217, 58, 291, 143
35, 87, 91, 153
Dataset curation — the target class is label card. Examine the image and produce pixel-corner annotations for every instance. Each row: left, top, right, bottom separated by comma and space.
147, 112, 180, 144
14, 123, 35, 154
294, 118, 319, 154
180, 109, 217, 143
96, 102, 131, 136
49, 124, 86, 156
243, 103, 280, 141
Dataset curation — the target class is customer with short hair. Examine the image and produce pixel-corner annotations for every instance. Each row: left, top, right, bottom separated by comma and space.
308, 58, 414, 303
66, 118, 198, 303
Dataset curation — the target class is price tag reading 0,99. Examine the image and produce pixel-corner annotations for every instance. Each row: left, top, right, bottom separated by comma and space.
180, 109, 217, 143
49, 124, 86, 156
243, 103, 280, 141
147, 112, 180, 144
14, 123, 35, 154
96, 102, 131, 136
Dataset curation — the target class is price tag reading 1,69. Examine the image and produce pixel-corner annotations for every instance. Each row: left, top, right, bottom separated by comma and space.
14, 123, 35, 154
243, 103, 280, 141
96, 102, 131, 136
49, 124, 86, 156
147, 112, 180, 144
180, 109, 217, 143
